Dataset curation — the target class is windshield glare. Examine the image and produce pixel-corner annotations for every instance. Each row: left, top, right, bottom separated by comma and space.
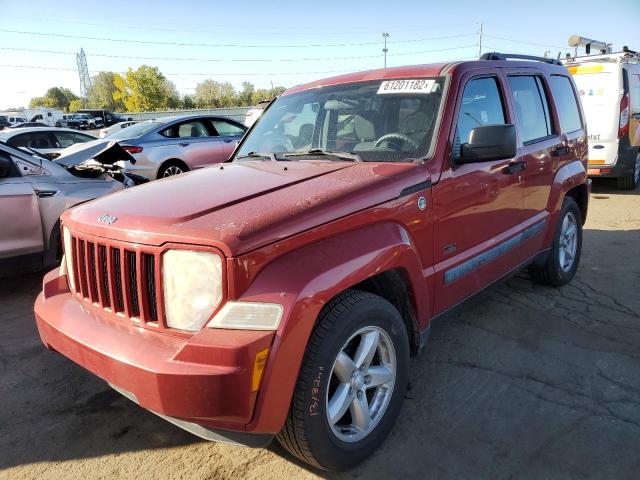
235, 77, 445, 162
109, 120, 160, 140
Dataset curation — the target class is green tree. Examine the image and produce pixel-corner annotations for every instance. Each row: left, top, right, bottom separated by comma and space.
271, 86, 286, 96
29, 87, 79, 111
181, 94, 196, 109
113, 65, 176, 112
238, 82, 255, 106
29, 96, 47, 108
87, 71, 124, 111
251, 88, 273, 105
164, 80, 181, 110
68, 99, 84, 112
194, 79, 238, 108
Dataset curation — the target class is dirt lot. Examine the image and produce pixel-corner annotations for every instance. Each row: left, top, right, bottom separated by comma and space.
1, 180, 639, 480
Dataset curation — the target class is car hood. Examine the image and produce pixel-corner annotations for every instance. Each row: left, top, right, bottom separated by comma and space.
55, 139, 135, 167
63, 160, 424, 256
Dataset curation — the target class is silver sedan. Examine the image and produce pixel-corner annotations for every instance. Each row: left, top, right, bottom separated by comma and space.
0, 141, 135, 276
108, 114, 247, 179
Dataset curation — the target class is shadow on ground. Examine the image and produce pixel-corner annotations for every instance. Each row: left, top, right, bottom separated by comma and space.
1, 227, 639, 479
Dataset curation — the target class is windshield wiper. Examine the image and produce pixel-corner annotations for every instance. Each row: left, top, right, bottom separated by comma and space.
283, 149, 361, 162
235, 151, 279, 161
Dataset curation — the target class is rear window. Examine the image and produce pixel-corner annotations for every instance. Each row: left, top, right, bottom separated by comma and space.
549, 76, 582, 133
109, 121, 160, 139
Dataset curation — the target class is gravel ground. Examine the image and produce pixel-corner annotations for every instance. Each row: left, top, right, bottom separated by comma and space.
1, 179, 639, 480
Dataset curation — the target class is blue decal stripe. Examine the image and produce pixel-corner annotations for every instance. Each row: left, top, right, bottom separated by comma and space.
444, 220, 546, 284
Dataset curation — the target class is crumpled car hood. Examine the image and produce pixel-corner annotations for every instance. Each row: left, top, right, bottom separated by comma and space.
63, 160, 423, 256
54, 139, 135, 167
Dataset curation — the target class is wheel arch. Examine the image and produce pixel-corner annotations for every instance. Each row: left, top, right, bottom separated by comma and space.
157, 158, 189, 178
544, 160, 589, 245
240, 221, 428, 433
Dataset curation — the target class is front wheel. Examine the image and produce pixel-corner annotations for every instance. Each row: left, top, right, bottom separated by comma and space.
277, 290, 410, 471
529, 196, 582, 286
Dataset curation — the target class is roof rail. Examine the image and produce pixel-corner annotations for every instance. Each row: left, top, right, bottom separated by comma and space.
480, 52, 563, 66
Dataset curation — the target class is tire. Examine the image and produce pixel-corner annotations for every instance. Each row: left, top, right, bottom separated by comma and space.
157, 160, 189, 179
616, 153, 640, 190
277, 290, 410, 471
529, 196, 582, 286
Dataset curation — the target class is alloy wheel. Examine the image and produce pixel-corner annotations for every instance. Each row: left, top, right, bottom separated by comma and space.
559, 211, 578, 272
326, 326, 396, 443
163, 165, 184, 177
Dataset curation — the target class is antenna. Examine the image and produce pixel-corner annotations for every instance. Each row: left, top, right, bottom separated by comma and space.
76, 48, 92, 98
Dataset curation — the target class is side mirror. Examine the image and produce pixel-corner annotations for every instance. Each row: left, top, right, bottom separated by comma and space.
458, 124, 517, 163
0, 156, 13, 178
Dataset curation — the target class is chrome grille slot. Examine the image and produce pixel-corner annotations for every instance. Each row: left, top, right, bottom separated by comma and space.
67, 232, 167, 330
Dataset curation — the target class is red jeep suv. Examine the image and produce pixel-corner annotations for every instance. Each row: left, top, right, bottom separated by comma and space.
35, 53, 590, 471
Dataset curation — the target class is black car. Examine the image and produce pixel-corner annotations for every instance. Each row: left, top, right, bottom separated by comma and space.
78, 109, 128, 127
0, 116, 10, 130
56, 114, 87, 129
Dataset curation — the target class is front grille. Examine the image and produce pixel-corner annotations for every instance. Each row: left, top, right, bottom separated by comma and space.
69, 234, 163, 327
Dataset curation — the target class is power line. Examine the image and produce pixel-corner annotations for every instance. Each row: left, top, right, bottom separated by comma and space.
483, 34, 565, 50
0, 44, 477, 63
1, 13, 480, 36
0, 64, 354, 76
0, 28, 476, 48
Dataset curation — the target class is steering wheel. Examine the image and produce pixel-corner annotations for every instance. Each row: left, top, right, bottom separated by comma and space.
374, 132, 419, 150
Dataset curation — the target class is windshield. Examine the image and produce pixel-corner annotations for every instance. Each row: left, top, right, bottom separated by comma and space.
109, 120, 161, 140
235, 77, 445, 162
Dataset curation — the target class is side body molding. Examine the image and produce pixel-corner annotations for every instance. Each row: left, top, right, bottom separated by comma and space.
238, 221, 428, 433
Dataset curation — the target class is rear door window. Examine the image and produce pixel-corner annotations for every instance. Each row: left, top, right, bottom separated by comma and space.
508, 75, 554, 144
210, 119, 245, 136
161, 120, 211, 138
54, 131, 95, 147
549, 75, 582, 134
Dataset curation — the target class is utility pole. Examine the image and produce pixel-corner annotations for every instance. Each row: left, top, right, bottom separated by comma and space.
477, 22, 483, 58
382, 32, 390, 68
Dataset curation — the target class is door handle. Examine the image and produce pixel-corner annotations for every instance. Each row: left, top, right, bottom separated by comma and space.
223, 138, 234, 143
551, 145, 569, 157
179, 142, 190, 147
503, 160, 527, 175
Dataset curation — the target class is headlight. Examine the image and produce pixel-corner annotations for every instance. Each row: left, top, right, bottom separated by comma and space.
62, 226, 75, 291
162, 250, 223, 331
207, 301, 283, 330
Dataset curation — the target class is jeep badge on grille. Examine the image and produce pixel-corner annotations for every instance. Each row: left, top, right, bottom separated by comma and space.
97, 214, 118, 224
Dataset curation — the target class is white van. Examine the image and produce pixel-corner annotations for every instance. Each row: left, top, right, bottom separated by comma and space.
567, 48, 640, 189
24, 108, 64, 127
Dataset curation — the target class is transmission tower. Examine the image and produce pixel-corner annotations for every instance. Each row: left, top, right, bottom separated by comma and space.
76, 48, 92, 98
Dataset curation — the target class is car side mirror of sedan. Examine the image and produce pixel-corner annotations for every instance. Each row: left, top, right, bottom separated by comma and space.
458, 124, 517, 163
0, 156, 13, 178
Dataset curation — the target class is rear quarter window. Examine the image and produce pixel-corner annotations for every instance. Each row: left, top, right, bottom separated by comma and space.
549, 75, 583, 134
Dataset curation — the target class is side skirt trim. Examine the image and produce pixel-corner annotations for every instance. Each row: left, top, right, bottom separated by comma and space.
419, 248, 550, 351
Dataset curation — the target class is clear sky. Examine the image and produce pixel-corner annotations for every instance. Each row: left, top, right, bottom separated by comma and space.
0, 0, 638, 110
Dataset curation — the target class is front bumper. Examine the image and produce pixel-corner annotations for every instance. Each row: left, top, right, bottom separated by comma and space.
35, 269, 275, 437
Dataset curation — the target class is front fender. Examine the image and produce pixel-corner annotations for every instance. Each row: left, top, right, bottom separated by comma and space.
543, 160, 588, 244
239, 221, 427, 433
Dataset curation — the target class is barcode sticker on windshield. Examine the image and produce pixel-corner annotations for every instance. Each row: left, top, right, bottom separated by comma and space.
377, 79, 435, 94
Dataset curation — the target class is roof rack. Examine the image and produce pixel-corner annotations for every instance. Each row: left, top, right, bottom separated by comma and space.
480, 52, 563, 66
